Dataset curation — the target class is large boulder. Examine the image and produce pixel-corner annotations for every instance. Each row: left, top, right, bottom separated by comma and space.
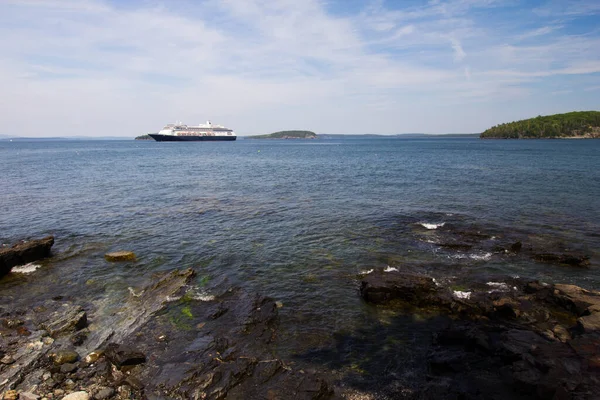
0, 236, 54, 277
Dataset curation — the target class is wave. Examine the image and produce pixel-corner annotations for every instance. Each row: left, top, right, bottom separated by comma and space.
11, 263, 41, 274
384, 266, 398, 272
419, 222, 445, 230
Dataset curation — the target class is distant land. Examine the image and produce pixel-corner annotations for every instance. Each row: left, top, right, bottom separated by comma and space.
135, 134, 153, 140
246, 130, 317, 139
481, 111, 600, 139
318, 133, 479, 139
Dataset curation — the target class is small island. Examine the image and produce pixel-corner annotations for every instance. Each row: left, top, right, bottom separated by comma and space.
135, 134, 153, 140
480, 111, 600, 139
246, 130, 317, 139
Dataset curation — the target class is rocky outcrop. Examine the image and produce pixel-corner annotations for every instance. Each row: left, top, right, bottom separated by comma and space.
358, 269, 600, 399
0, 236, 54, 277
0, 269, 333, 400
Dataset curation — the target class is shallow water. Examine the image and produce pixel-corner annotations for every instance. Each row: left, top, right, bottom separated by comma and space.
1, 137, 599, 360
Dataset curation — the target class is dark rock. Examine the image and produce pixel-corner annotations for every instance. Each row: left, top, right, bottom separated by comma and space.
70, 329, 89, 346
60, 362, 78, 373
94, 387, 114, 400
533, 253, 590, 267
360, 270, 441, 305
0, 235, 54, 277
104, 343, 146, 369
510, 241, 523, 253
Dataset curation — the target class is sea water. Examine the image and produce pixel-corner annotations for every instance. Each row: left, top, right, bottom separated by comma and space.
1, 137, 599, 357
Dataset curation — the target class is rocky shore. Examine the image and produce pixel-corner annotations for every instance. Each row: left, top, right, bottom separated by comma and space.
1, 235, 598, 399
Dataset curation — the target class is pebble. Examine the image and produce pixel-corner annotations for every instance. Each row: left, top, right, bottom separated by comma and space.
3, 390, 18, 400
51, 350, 79, 365
83, 351, 103, 364
61, 392, 89, 400
0, 355, 15, 365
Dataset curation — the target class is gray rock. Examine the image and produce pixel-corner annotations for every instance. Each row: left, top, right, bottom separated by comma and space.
20, 392, 41, 400
93, 387, 114, 400
40, 305, 87, 338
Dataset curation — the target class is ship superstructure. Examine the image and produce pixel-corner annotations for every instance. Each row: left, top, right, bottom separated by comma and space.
149, 121, 236, 141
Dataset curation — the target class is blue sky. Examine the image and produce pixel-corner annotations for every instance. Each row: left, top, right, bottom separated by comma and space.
0, 0, 599, 136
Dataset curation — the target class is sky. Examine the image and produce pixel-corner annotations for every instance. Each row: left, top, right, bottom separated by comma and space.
0, 0, 599, 137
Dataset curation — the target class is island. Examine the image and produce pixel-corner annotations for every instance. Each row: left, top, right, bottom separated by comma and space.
245, 130, 317, 139
135, 134, 153, 140
480, 111, 600, 139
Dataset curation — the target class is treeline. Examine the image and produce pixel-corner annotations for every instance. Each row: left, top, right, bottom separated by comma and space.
480, 111, 600, 139
247, 130, 317, 139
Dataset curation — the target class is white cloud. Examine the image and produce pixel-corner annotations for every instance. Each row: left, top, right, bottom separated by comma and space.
0, 0, 598, 136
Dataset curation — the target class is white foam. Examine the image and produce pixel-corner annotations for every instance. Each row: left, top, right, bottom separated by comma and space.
486, 282, 509, 291
420, 222, 445, 230
384, 266, 398, 272
359, 269, 374, 275
11, 263, 41, 274
470, 253, 492, 261
432, 278, 440, 286
187, 288, 216, 302
453, 291, 471, 299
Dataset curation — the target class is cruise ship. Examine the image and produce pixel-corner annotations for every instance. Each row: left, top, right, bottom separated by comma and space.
148, 121, 236, 141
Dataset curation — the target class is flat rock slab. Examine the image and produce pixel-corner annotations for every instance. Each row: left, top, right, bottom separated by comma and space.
104, 251, 136, 262
0, 236, 54, 277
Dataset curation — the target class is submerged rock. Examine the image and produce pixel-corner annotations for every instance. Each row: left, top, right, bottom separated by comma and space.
357, 270, 600, 398
532, 253, 590, 267
104, 251, 136, 262
0, 236, 54, 277
359, 271, 441, 305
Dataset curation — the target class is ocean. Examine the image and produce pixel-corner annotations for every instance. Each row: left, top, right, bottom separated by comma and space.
1, 137, 599, 359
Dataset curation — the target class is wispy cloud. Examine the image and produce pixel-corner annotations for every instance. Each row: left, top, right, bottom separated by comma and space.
0, 0, 598, 136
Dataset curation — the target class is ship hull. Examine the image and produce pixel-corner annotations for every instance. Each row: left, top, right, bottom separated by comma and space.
149, 134, 236, 142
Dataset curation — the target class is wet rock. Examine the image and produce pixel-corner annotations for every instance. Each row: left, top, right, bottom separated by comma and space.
0, 236, 54, 277
50, 350, 79, 365
551, 284, 600, 316
61, 392, 89, 400
104, 344, 145, 369
360, 270, 441, 305
533, 253, 590, 267
103, 251, 135, 262
39, 305, 87, 338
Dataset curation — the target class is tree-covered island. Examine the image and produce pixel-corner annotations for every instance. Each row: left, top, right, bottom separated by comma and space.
246, 130, 317, 139
480, 111, 600, 139
135, 134, 153, 140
